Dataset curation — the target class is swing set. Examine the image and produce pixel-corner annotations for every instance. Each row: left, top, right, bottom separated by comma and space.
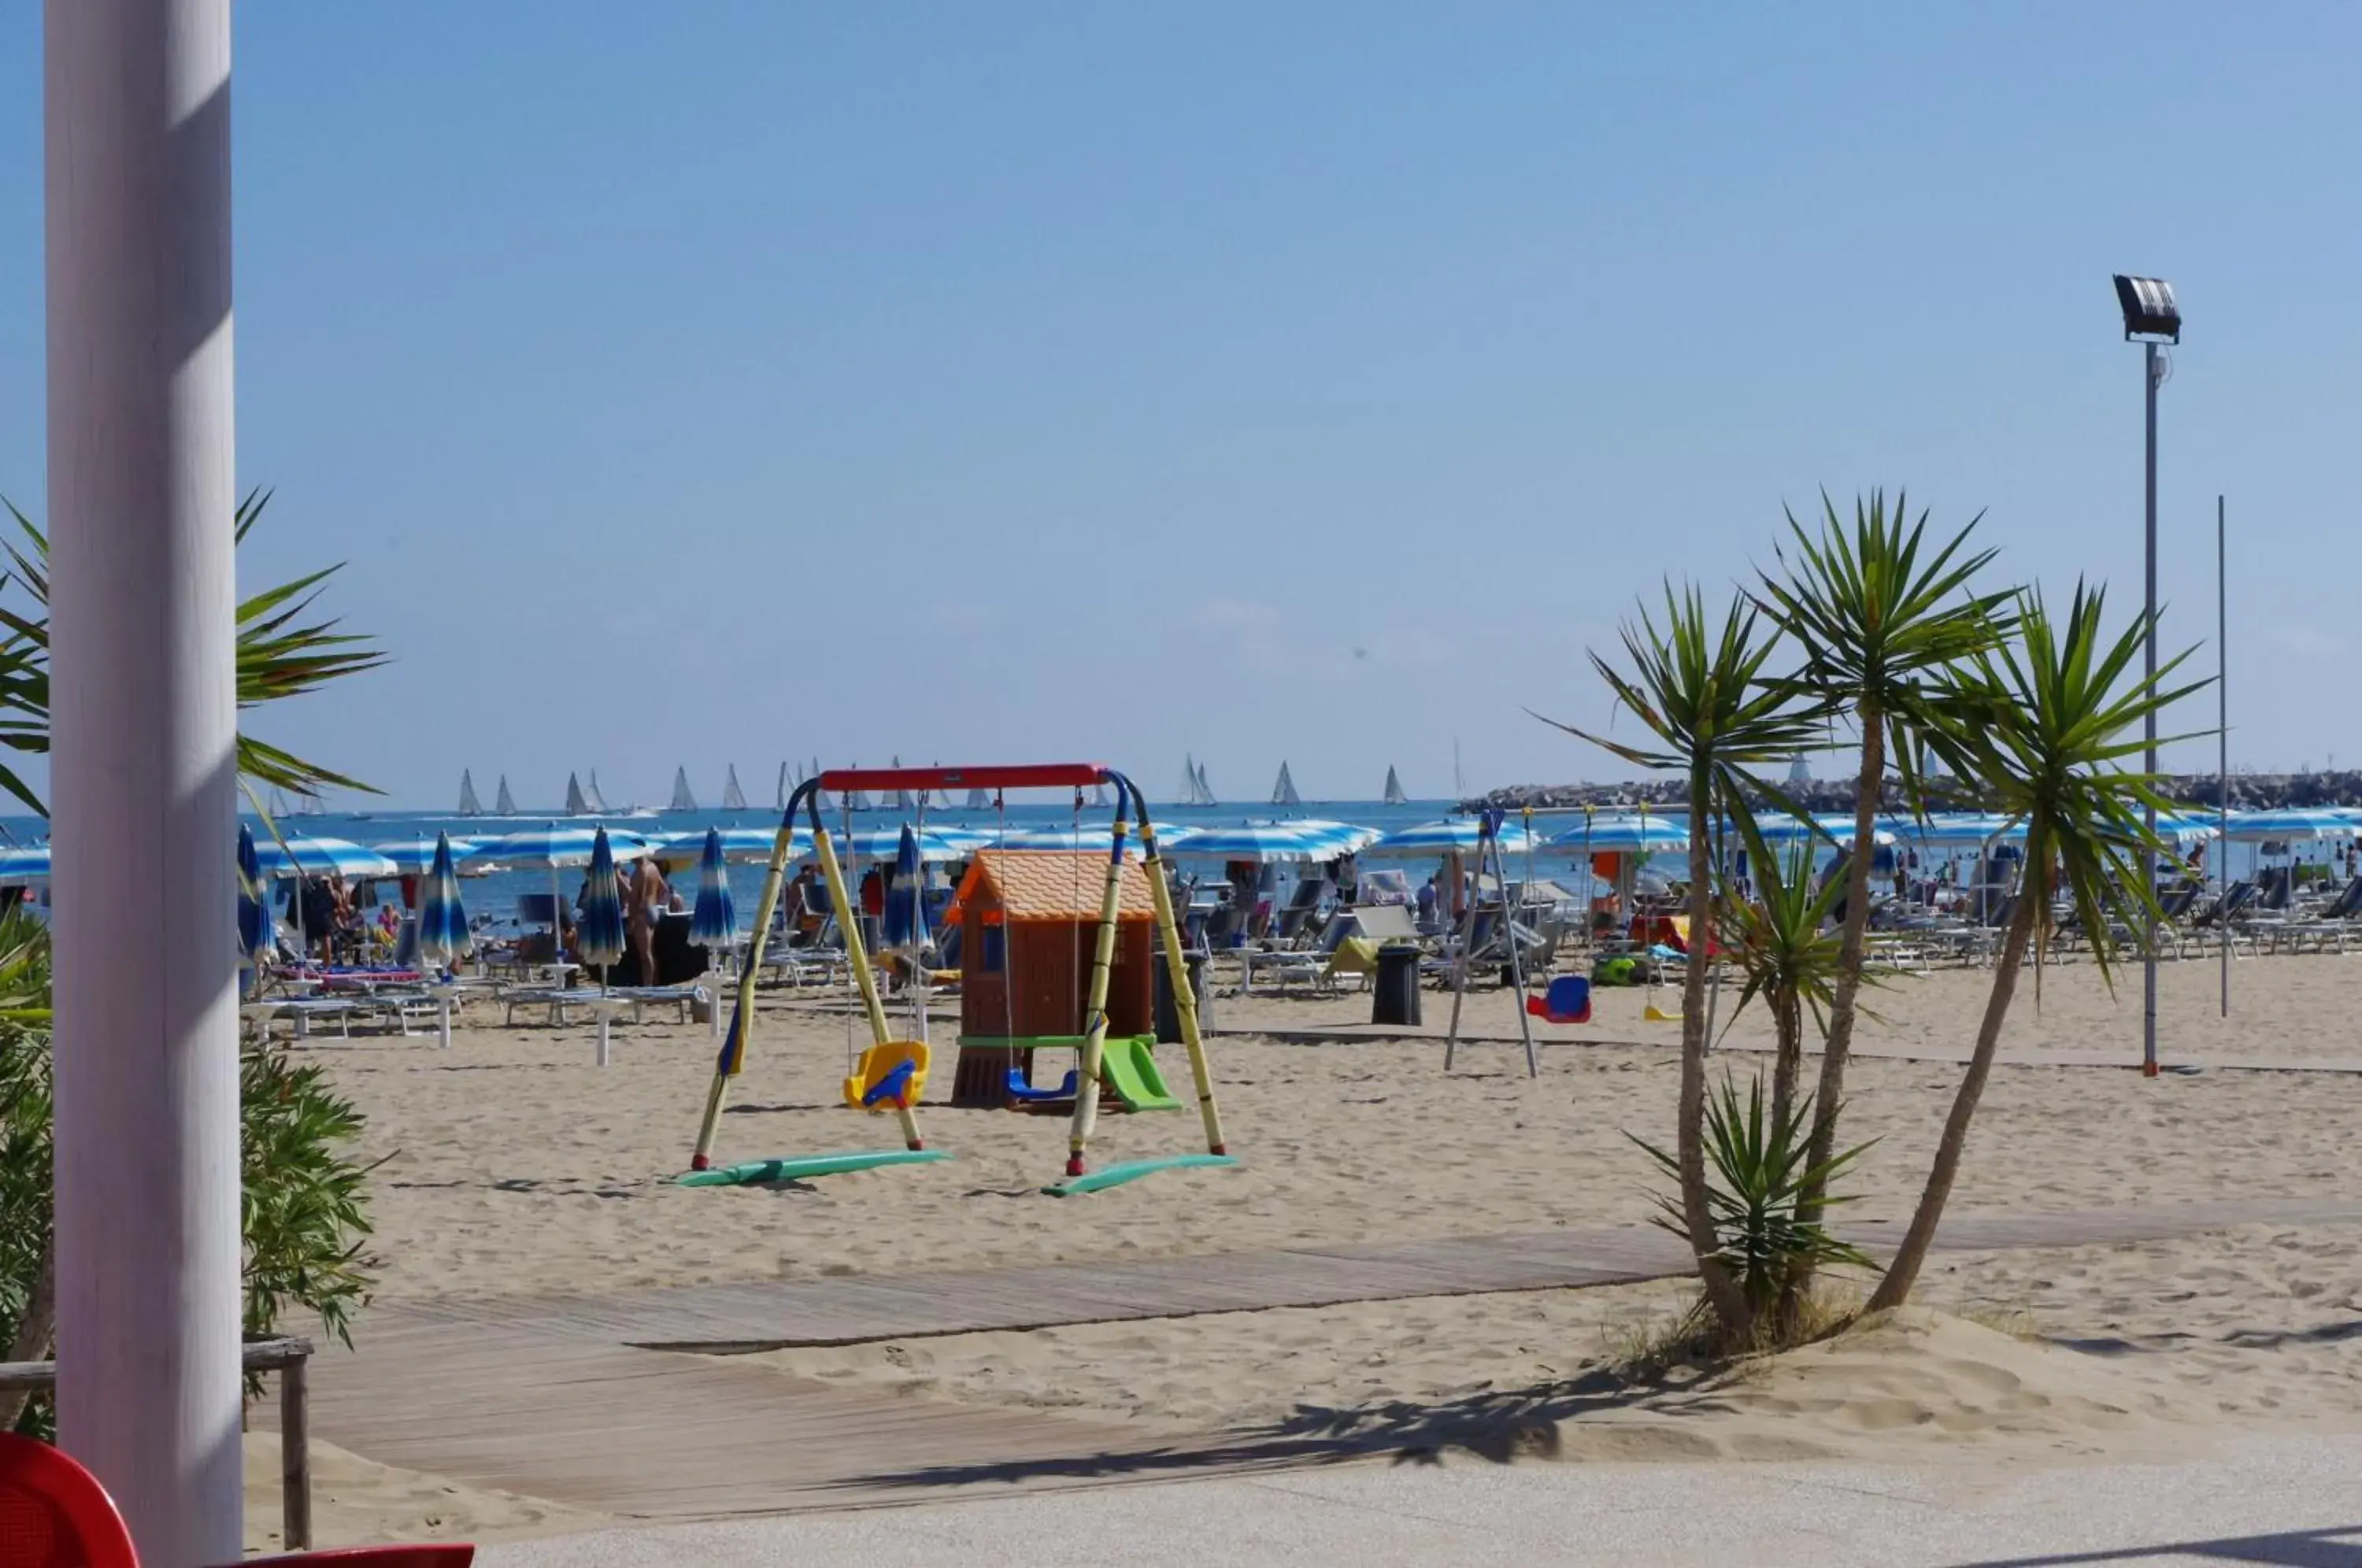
683, 762, 1235, 1195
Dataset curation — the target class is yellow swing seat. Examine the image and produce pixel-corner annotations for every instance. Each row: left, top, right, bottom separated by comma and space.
844, 1041, 931, 1112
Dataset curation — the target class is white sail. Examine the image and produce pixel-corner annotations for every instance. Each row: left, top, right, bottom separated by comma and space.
457, 770, 484, 816
565, 772, 590, 816
722, 765, 747, 811
1092, 780, 1109, 808
494, 775, 516, 815
669, 767, 698, 812
1179, 756, 1199, 804
1383, 765, 1407, 806
296, 792, 326, 816
965, 786, 990, 809
890, 756, 915, 812
776, 760, 790, 811
586, 771, 612, 814
1272, 762, 1301, 808
1195, 760, 1216, 806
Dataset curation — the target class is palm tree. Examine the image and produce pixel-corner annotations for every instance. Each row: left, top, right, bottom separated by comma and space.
1753, 492, 2014, 1212
0, 488, 386, 815
1535, 583, 1823, 1337
1867, 583, 2201, 1310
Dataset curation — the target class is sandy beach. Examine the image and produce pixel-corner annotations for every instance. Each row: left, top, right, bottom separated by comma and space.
261, 949, 2362, 1547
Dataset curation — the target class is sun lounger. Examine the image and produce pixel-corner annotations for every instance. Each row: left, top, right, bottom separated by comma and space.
1242, 911, 1364, 994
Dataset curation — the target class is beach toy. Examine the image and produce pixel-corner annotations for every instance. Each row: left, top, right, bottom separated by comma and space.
843, 1041, 929, 1112
1526, 974, 1593, 1025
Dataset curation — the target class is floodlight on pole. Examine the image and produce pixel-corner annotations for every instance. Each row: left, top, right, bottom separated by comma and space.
2114, 273, 2177, 1079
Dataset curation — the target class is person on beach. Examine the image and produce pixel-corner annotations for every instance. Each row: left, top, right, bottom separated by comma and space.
627, 856, 668, 985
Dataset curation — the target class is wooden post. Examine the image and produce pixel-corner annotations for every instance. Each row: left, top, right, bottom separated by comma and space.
46, 1, 243, 1561
1144, 849, 1227, 1156
279, 1355, 310, 1551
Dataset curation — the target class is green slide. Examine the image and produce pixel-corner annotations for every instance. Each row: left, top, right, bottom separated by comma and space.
1096, 1034, 1181, 1111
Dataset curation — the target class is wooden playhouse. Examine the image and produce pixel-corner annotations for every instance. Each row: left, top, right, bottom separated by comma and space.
944, 849, 1159, 1107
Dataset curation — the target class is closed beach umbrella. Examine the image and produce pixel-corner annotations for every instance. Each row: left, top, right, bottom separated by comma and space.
689, 828, 738, 949
416, 831, 472, 971
237, 825, 272, 965
882, 823, 926, 952
250, 835, 401, 880
1368, 817, 1544, 858
577, 827, 626, 982
416, 831, 472, 1048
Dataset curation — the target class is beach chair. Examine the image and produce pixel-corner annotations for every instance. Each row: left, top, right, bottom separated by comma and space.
1269, 877, 1331, 944
2271, 875, 2362, 954
1243, 910, 1362, 993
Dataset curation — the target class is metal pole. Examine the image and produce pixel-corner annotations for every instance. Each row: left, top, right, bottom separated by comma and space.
2219, 494, 2229, 1018
2142, 342, 2160, 1078
47, 0, 243, 1560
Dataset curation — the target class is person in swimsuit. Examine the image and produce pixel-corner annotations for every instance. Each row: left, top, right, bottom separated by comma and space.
627, 856, 668, 985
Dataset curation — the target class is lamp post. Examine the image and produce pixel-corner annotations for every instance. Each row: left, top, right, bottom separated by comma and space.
2113, 274, 2180, 1080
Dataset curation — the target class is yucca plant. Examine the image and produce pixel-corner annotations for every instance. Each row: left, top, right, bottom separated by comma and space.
0, 488, 388, 815
1634, 1071, 1875, 1344
1753, 493, 2015, 1221
1716, 798, 1852, 1132
1536, 583, 1824, 1340
1868, 582, 2202, 1309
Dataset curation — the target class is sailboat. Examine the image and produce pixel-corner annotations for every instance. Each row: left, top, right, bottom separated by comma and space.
810, 756, 834, 815
846, 763, 873, 813
1195, 760, 1216, 806
266, 786, 294, 819
965, 786, 990, 810
1092, 779, 1109, 808
457, 770, 484, 816
1270, 762, 1301, 808
1383, 765, 1407, 807
295, 792, 326, 817
776, 761, 790, 811
565, 772, 590, 816
722, 765, 747, 811
584, 772, 613, 815
890, 756, 915, 813
668, 767, 698, 812
494, 775, 517, 815
1179, 756, 1201, 805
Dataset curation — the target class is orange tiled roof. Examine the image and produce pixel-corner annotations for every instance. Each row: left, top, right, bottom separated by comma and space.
946, 849, 1158, 925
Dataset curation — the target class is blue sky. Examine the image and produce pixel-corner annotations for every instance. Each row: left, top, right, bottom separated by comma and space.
1, 3, 2354, 810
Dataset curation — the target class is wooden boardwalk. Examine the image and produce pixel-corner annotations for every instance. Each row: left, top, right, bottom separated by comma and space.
289, 1195, 2362, 1520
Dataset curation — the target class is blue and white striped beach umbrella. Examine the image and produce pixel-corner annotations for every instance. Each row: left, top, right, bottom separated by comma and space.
2219, 808, 2358, 843
689, 828, 738, 949
1174, 819, 1382, 862
460, 823, 652, 870
415, 831, 472, 971
821, 825, 990, 864
1875, 812, 2022, 848
251, 835, 401, 880
0, 845, 53, 885
882, 823, 926, 951
2153, 809, 2225, 849
1725, 813, 1897, 850
1367, 817, 1545, 858
998, 822, 1195, 856
1548, 814, 1690, 855
237, 825, 272, 963
373, 834, 479, 877
656, 827, 783, 864
577, 827, 626, 978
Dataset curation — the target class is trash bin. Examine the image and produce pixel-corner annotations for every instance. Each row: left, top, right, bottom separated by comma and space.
1156, 950, 1214, 1041
1372, 943, 1422, 1027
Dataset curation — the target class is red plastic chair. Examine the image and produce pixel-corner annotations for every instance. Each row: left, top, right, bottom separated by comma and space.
0, 1431, 139, 1568
237, 1551, 474, 1566
0, 1430, 472, 1568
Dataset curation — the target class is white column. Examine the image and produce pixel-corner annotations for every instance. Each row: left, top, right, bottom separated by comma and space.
46, 1, 242, 1563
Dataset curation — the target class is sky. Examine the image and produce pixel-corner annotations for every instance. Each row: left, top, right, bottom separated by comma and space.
1, 3, 2356, 812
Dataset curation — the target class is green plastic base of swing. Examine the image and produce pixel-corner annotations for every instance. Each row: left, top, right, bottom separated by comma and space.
679, 1149, 950, 1187
1045, 1153, 1238, 1196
